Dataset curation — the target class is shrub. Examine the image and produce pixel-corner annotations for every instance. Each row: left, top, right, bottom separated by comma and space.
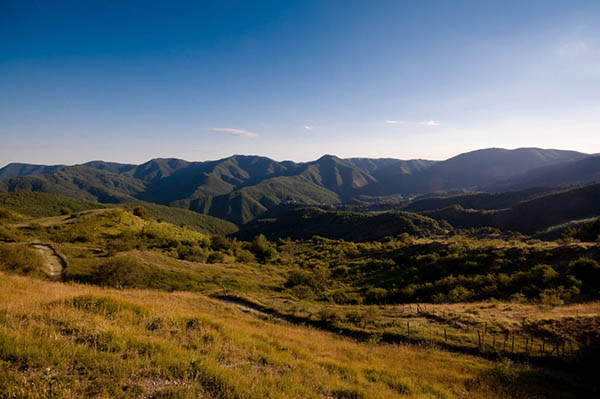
249, 234, 277, 262
207, 252, 225, 264
133, 205, 150, 219
107, 229, 138, 254
89, 258, 145, 288
286, 266, 329, 292
210, 235, 233, 252
447, 286, 473, 302
234, 248, 255, 263
291, 284, 314, 299
364, 287, 388, 304
345, 310, 365, 325
330, 290, 362, 305
177, 244, 208, 262
568, 257, 600, 295
0, 244, 45, 277
317, 307, 339, 324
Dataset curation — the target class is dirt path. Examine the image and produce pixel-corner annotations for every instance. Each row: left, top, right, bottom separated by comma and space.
13, 208, 111, 228
29, 243, 66, 281
217, 296, 271, 316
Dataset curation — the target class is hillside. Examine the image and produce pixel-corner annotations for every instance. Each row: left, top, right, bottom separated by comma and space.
0, 204, 599, 397
0, 148, 592, 224
5, 273, 592, 399
422, 183, 600, 235
405, 187, 556, 212
0, 191, 238, 236
496, 155, 600, 191
236, 207, 451, 241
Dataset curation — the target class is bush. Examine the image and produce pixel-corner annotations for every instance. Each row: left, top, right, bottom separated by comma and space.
133, 205, 150, 220
177, 244, 208, 262
285, 266, 329, 292
107, 230, 138, 254
0, 244, 45, 277
447, 286, 473, 302
317, 307, 339, 324
234, 248, 255, 263
249, 234, 277, 262
207, 252, 225, 264
291, 284, 314, 299
364, 287, 388, 304
210, 235, 233, 252
569, 257, 600, 296
89, 258, 144, 288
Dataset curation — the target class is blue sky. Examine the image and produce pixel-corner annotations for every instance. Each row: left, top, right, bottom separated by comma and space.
1, 0, 599, 166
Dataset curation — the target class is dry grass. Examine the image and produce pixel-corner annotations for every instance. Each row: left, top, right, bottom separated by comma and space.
1, 272, 587, 399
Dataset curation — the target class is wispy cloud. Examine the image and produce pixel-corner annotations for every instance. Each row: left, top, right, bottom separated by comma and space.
303, 125, 314, 130
418, 120, 440, 126
385, 120, 405, 124
558, 40, 589, 57
210, 128, 258, 138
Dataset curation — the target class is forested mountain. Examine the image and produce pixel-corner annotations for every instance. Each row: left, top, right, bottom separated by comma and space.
421, 182, 600, 234
0, 148, 594, 224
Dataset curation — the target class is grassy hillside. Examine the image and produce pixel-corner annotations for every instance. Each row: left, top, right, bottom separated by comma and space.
236, 207, 451, 241
1, 203, 599, 397
122, 203, 238, 235
4, 274, 590, 399
0, 191, 237, 236
0, 191, 107, 218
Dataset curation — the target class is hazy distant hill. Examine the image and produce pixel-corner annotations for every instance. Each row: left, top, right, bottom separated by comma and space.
0, 148, 591, 224
422, 183, 600, 234
405, 187, 555, 212
496, 155, 600, 190
0, 163, 66, 180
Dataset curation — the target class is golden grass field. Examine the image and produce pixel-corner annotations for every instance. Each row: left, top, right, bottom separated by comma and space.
1, 272, 596, 399
1, 203, 598, 398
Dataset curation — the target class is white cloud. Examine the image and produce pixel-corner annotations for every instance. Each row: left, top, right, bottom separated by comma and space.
209, 128, 258, 138
558, 41, 589, 57
418, 120, 440, 126
304, 125, 314, 130
385, 120, 405, 124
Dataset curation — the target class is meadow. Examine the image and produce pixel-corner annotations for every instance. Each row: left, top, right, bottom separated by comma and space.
0, 193, 599, 398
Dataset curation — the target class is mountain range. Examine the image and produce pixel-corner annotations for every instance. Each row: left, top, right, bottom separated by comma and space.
1, 147, 599, 225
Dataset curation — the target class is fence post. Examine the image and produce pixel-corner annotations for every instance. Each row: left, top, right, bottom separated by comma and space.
477, 330, 482, 349
407, 321, 410, 338
444, 328, 447, 342
511, 335, 515, 353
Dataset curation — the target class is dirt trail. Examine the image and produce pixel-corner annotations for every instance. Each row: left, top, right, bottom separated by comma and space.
30, 243, 66, 281
217, 296, 271, 316
13, 208, 111, 228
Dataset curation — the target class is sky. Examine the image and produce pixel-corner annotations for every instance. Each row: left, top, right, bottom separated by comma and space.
1, 0, 599, 166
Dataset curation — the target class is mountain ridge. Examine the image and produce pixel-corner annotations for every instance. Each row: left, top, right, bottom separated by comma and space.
1, 147, 594, 224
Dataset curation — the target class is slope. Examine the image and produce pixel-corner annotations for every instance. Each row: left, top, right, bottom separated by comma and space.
236, 207, 450, 241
